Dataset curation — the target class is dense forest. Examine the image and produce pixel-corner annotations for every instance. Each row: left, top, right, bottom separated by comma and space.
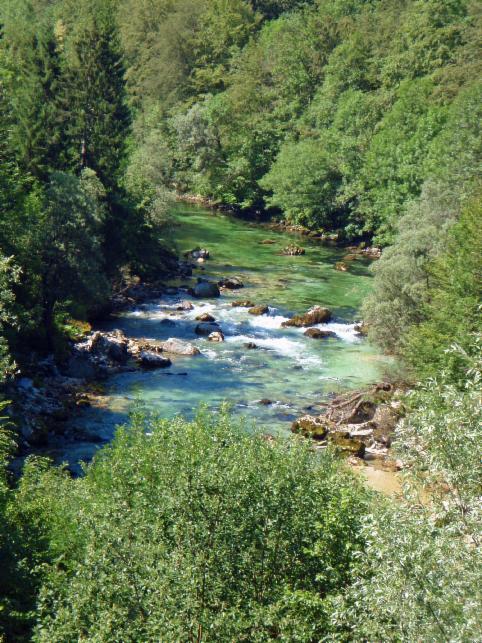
0, 0, 481, 640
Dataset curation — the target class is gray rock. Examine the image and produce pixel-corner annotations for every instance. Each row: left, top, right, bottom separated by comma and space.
161, 338, 201, 356
138, 351, 172, 369
193, 280, 220, 298
218, 276, 244, 289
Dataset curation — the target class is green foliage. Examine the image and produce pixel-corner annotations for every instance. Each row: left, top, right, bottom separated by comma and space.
35, 170, 109, 346
339, 343, 482, 641
403, 197, 482, 381
1, 1, 62, 180
250, 0, 314, 19
24, 408, 368, 641
362, 181, 459, 353
126, 0, 478, 241
260, 137, 342, 228
0, 256, 20, 383
358, 78, 447, 244
57, 9, 131, 188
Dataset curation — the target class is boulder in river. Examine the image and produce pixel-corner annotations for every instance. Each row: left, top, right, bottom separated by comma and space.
177, 300, 194, 311
195, 322, 222, 336
196, 312, 216, 322
218, 276, 244, 289
232, 300, 254, 307
208, 331, 224, 343
184, 247, 210, 260
138, 351, 172, 369
160, 338, 201, 356
193, 280, 220, 298
159, 318, 177, 327
304, 328, 336, 339
244, 342, 258, 349
248, 305, 269, 315
67, 330, 129, 379
282, 306, 332, 327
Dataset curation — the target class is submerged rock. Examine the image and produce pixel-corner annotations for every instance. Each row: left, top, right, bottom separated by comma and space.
195, 322, 222, 336
232, 300, 254, 307
334, 262, 348, 272
193, 280, 220, 298
244, 342, 258, 349
281, 244, 305, 256
159, 319, 177, 327
304, 328, 336, 339
160, 338, 200, 356
259, 239, 276, 245
248, 305, 269, 315
218, 276, 244, 289
282, 306, 332, 328
139, 351, 172, 369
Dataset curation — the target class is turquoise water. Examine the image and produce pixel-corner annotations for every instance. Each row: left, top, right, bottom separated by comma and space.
62, 204, 391, 470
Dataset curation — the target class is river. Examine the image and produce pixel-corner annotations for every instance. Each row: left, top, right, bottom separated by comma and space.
58, 204, 392, 473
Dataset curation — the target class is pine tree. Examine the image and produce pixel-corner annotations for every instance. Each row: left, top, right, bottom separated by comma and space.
6, 17, 63, 180
59, 16, 130, 189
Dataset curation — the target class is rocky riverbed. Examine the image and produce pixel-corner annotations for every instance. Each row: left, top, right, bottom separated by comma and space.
9, 203, 395, 475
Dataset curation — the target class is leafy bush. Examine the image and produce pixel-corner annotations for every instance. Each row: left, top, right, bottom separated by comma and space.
338, 343, 482, 641
403, 196, 481, 380
24, 408, 369, 641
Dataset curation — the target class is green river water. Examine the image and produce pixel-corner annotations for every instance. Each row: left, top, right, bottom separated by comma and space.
61, 204, 391, 472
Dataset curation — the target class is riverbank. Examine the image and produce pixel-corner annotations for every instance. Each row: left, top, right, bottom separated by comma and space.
9, 203, 395, 477
177, 194, 382, 256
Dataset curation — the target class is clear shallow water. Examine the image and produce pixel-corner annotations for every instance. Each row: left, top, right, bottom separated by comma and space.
60, 204, 392, 471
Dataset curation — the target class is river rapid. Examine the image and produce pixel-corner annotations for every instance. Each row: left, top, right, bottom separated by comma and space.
61, 204, 391, 472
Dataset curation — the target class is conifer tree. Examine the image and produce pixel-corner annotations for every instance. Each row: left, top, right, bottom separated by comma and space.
4, 12, 62, 180
59, 15, 130, 189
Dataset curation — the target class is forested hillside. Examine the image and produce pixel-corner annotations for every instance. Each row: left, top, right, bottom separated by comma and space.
0, 0, 480, 641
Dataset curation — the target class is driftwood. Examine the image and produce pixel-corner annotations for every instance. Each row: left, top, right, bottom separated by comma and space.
326, 383, 392, 425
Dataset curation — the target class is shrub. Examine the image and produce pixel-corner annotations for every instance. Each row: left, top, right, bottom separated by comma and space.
28, 407, 369, 641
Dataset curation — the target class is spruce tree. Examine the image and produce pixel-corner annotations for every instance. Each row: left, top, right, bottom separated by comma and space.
59, 16, 130, 190
5, 16, 63, 180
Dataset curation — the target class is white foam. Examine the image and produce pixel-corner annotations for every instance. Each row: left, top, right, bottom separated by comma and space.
248, 313, 289, 330
322, 322, 360, 343
225, 334, 322, 367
